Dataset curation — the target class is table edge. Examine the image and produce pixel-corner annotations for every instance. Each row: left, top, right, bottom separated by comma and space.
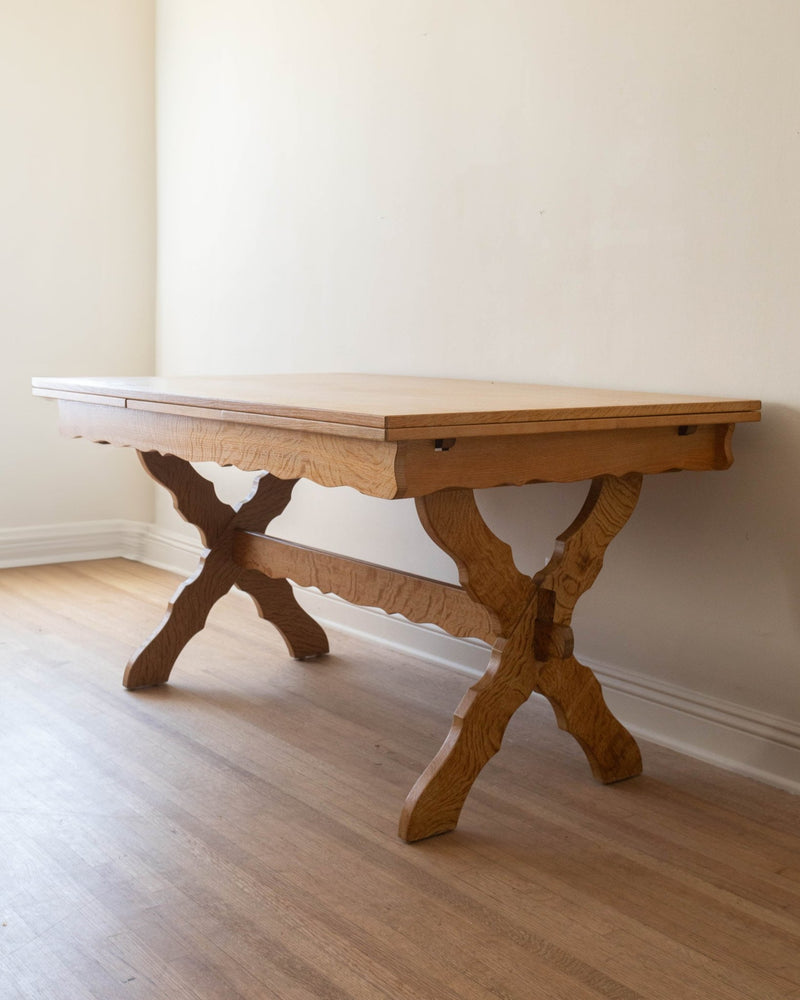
32, 379, 762, 442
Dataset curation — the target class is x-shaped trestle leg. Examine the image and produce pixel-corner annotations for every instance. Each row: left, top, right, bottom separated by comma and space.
399, 473, 644, 841
123, 451, 329, 689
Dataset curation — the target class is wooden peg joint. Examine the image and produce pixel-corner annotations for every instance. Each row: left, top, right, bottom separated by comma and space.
533, 620, 574, 661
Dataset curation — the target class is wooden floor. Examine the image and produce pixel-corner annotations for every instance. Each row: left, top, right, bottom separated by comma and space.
1, 560, 798, 1000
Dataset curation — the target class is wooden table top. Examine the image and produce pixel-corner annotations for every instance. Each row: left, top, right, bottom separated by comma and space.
32, 373, 760, 441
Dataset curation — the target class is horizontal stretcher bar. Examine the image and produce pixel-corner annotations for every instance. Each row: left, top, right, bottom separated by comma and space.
232, 531, 500, 644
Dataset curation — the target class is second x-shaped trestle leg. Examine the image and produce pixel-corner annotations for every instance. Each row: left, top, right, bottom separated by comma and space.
124, 451, 644, 845
399, 473, 644, 841
123, 451, 329, 689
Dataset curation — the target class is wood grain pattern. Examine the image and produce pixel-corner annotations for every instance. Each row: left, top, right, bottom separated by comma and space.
235, 570, 329, 660
32, 372, 761, 435
55, 399, 743, 499
400, 476, 644, 841
138, 450, 234, 546
533, 473, 644, 622
233, 532, 499, 643
399, 605, 541, 841
126, 397, 389, 439
415, 489, 533, 633
533, 654, 642, 783
123, 546, 241, 689
395, 422, 735, 496
32, 375, 760, 844
4, 560, 798, 1000
34, 378, 759, 440
57, 401, 403, 498
383, 408, 760, 441
124, 453, 328, 688
528, 474, 644, 782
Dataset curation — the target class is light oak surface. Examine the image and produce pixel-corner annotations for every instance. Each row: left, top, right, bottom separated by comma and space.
1, 560, 798, 1000
233, 532, 500, 644
32, 374, 762, 843
37, 374, 760, 497
51, 398, 740, 498
32, 373, 760, 438
123, 453, 328, 690
400, 475, 643, 841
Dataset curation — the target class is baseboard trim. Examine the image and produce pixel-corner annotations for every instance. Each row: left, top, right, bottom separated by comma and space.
0, 519, 148, 569
293, 588, 800, 797
4, 520, 798, 797
139, 524, 205, 574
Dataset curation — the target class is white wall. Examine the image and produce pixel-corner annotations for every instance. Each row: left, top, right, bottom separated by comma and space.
156, 2, 799, 760
0, 0, 156, 530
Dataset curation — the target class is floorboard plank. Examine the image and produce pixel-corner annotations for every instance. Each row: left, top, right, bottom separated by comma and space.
1, 559, 798, 1000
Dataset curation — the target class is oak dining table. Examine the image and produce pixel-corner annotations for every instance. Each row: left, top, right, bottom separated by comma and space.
32, 373, 760, 841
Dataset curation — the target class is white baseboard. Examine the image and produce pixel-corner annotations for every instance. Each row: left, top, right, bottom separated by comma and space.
292, 589, 800, 797
3, 519, 799, 797
0, 519, 148, 569
139, 524, 206, 574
